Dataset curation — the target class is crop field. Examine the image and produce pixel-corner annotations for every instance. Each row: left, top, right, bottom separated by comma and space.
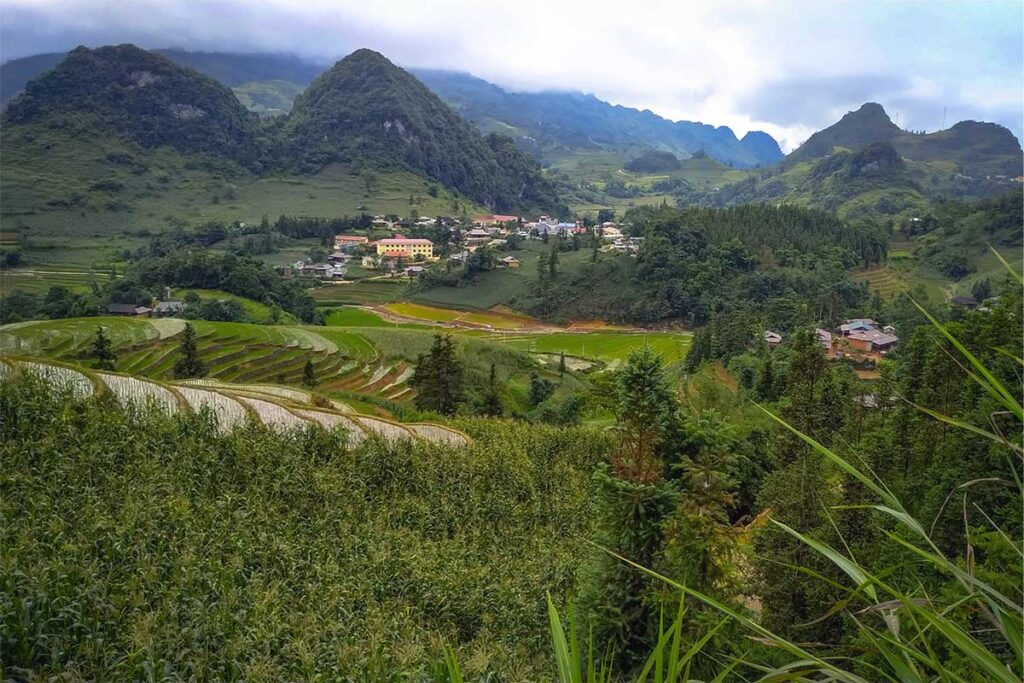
311, 279, 406, 305
323, 307, 393, 327
852, 265, 910, 298
476, 330, 692, 366
0, 265, 107, 295
1, 355, 468, 445
384, 302, 541, 329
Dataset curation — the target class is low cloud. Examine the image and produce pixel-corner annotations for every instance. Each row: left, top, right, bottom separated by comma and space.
1, 0, 1020, 150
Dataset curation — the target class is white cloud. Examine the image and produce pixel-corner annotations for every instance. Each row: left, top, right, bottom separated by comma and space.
1, 0, 1021, 149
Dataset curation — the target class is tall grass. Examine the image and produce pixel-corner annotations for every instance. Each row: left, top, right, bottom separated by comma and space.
473, 287, 1023, 681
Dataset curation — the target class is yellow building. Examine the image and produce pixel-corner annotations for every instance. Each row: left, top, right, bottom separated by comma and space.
376, 238, 433, 259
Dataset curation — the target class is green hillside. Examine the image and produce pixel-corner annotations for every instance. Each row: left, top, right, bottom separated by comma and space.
284, 49, 563, 214
0, 45, 563, 244
3, 45, 267, 169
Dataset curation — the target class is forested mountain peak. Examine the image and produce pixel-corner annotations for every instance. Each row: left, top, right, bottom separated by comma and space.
787, 102, 901, 164
284, 48, 563, 212
2, 44, 266, 170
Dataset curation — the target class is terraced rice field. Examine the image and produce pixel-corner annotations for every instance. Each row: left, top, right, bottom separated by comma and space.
0, 317, 183, 356
0, 356, 469, 446
853, 266, 910, 298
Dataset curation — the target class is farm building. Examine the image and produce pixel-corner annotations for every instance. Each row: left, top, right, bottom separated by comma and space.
815, 328, 833, 351
763, 330, 782, 347
840, 319, 879, 335
107, 303, 153, 316
499, 256, 521, 268
152, 300, 185, 316
846, 329, 899, 353
951, 295, 978, 309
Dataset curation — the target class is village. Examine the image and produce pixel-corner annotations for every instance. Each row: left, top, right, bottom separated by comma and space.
273, 213, 642, 282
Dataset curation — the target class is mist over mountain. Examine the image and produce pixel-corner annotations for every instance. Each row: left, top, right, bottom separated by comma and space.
1, 48, 784, 169
410, 68, 784, 168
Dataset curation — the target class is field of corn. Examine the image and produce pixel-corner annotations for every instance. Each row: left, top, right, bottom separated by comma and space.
0, 368, 610, 679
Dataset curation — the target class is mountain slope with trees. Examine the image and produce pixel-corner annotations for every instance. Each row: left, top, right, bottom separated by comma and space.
677, 103, 1022, 220
282, 49, 563, 213
3, 45, 268, 170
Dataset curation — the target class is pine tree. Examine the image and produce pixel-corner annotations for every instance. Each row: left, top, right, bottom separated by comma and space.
173, 323, 206, 379
528, 372, 554, 406
409, 333, 465, 415
580, 345, 681, 667
480, 363, 503, 417
90, 326, 116, 371
615, 345, 675, 483
302, 357, 316, 387
548, 244, 559, 279
558, 351, 566, 376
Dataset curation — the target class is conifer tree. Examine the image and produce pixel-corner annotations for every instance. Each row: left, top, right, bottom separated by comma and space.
173, 323, 206, 379
480, 363, 504, 417
558, 351, 566, 376
302, 357, 316, 388
90, 326, 116, 371
409, 333, 465, 415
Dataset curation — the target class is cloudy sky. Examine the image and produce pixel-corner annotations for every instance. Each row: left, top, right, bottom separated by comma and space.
2, 0, 1021, 150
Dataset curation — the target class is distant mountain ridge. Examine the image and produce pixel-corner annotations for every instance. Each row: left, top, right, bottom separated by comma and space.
1, 48, 783, 168
687, 103, 1022, 220
787, 102, 1022, 175
410, 68, 784, 168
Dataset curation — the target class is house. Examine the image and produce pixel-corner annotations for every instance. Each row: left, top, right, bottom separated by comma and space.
488, 239, 507, 249
335, 234, 369, 250
840, 318, 878, 335
846, 329, 899, 353
763, 330, 782, 347
601, 226, 624, 240
404, 265, 426, 277
107, 303, 152, 316
951, 295, 978, 309
362, 255, 379, 268
376, 238, 434, 259
815, 328, 833, 351
464, 228, 492, 247
152, 300, 185, 317
499, 255, 521, 269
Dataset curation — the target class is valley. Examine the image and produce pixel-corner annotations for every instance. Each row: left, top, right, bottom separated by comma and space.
0, 33, 1021, 682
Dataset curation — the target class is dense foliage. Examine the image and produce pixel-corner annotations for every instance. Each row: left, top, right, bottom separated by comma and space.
528, 204, 878, 326
0, 376, 610, 679
623, 150, 681, 173
3, 45, 267, 170
111, 249, 317, 322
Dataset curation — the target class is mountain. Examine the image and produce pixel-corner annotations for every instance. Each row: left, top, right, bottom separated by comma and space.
0, 49, 323, 105
283, 49, 562, 212
3, 49, 784, 170
786, 103, 902, 164
411, 69, 784, 168
3, 44, 266, 169
689, 103, 1024, 219
786, 102, 1022, 176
